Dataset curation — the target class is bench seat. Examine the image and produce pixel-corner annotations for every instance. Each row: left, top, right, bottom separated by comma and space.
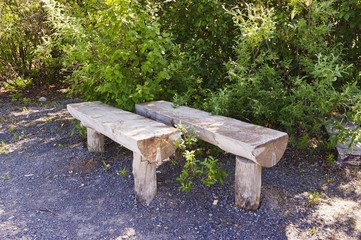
135, 100, 288, 210
67, 101, 181, 204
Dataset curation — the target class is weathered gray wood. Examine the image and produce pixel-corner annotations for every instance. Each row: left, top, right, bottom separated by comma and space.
87, 128, 104, 152
132, 152, 157, 204
235, 156, 262, 210
67, 102, 181, 163
135, 101, 288, 167
327, 122, 361, 166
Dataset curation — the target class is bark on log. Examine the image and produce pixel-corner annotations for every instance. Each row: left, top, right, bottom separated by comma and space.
235, 156, 262, 210
87, 128, 104, 152
132, 152, 157, 204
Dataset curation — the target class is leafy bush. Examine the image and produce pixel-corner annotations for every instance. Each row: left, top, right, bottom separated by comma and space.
44, 0, 182, 110
207, 1, 361, 148
0, 0, 62, 88
1, 0, 359, 150
153, 0, 237, 107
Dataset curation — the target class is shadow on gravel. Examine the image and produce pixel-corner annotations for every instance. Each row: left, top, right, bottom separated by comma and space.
1, 96, 360, 239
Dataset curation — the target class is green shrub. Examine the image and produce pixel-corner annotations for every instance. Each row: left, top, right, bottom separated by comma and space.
207, 1, 361, 149
154, 0, 237, 107
40, 0, 360, 150
0, 0, 62, 88
44, 0, 182, 111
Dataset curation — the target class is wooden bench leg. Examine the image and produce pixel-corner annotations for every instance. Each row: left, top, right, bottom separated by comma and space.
87, 128, 105, 152
132, 152, 157, 204
235, 156, 262, 210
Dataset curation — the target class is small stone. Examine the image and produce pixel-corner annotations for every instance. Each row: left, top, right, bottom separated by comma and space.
213, 199, 219, 205
39, 97, 47, 102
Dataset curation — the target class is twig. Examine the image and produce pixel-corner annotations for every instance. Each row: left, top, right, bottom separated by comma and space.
37, 208, 58, 215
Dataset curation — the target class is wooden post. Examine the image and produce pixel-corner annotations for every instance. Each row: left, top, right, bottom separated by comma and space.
132, 152, 157, 204
87, 127, 104, 152
235, 156, 262, 210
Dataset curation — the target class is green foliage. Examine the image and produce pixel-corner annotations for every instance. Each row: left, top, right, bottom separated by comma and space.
44, 0, 181, 111
1, 0, 360, 152
153, 0, 237, 107
0, 0, 63, 88
206, 1, 361, 149
117, 167, 129, 177
335, 0, 361, 74
307, 191, 321, 205
71, 120, 86, 139
175, 124, 228, 192
102, 161, 111, 172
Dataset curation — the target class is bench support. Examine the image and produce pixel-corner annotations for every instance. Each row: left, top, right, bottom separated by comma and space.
132, 152, 157, 204
235, 156, 262, 210
87, 128, 105, 152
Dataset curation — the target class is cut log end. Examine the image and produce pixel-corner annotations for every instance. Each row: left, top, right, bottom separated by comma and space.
253, 134, 289, 168
137, 133, 180, 163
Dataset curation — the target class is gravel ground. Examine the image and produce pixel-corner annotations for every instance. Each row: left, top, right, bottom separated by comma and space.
0, 90, 360, 240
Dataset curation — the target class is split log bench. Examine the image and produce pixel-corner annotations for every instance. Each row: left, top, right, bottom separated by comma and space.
135, 100, 288, 210
67, 101, 181, 204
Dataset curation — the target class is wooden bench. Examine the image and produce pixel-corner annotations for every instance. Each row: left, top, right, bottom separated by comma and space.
135, 100, 288, 210
67, 102, 181, 204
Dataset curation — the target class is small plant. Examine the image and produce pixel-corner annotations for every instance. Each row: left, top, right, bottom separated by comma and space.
56, 143, 65, 148
117, 167, 128, 177
10, 92, 23, 102
308, 226, 318, 235
325, 174, 335, 184
307, 192, 321, 205
102, 161, 111, 171
1, 172, 10, 181
175, 123, 228, 192
326, 153, 336, 164
71, 120, 86, 139
0, 141, 7, 154
172, 93, 190, 108
22, 97, 30, 105
8, 125, 16, 132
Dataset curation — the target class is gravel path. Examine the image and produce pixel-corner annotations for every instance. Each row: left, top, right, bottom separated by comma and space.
0, 91, 360, 240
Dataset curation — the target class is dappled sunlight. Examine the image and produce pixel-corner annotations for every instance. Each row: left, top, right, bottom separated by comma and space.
0, 220, 21, 238
314, 198, 360, 229
0, 137, 39, 155
11, 108, 43, 117
114, 227, 137, 239
0, 205, 29, 239
285, 190, 361, 239
336, 179, 361, 197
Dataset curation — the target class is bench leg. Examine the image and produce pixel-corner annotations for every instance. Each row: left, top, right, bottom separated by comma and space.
87, 128, 104, 152
235, 156, 262, 210
132, 152, 157, 204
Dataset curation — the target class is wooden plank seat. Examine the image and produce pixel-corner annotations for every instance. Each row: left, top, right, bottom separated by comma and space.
67, 101, 181, 204
135, 100, 289, 210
